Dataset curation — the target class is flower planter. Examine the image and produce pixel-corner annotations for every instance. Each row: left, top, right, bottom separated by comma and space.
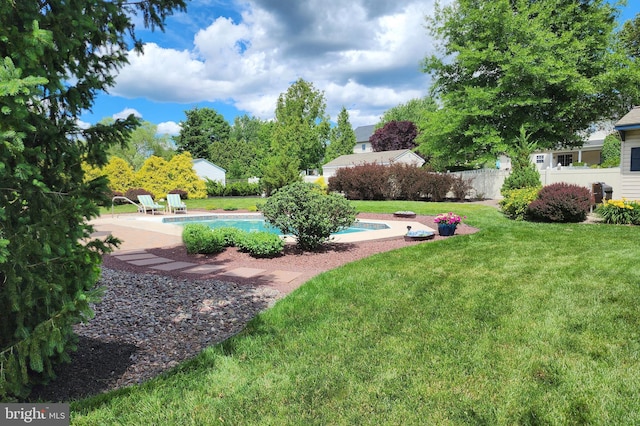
437, 223, 457, 236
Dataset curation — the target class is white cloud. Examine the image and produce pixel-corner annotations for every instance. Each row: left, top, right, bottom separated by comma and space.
76, 119, 92, 130
157, 121, 182, 136
110, 0, 441, 126
112, 108, 143, 120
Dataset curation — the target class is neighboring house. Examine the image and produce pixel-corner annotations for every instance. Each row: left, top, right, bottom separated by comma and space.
531, 129, 609, 170
352, 125, 376, 153
614, 106, 640, 199
322, 149, 425, 179
192, 158, 226, 185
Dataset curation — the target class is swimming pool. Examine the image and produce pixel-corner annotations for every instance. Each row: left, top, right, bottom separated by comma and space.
162, 214, 390, 236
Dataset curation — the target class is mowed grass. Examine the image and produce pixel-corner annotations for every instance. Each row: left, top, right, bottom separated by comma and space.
74, 201, 640, 424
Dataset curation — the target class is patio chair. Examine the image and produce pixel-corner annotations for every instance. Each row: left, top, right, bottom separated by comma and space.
167, 193, 187, 214
137, 194, 164, 215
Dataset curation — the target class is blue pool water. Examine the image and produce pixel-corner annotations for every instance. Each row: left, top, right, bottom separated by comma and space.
163, 215, 389, 236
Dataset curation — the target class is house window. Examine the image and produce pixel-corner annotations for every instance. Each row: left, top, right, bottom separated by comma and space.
362, 144, 366, 152
557, 153, 573, 166
535, 155, 544, 164
632, 147, 640, 171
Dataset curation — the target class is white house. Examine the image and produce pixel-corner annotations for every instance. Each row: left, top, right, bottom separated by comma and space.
352, 125, 376, 153
322, 149, 426, 179
531, 129, 609, 170
614, 106, 640, 199
192, 158, 226, 185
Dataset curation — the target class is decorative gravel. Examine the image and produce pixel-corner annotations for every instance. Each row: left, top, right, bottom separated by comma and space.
29, 268, 280, 402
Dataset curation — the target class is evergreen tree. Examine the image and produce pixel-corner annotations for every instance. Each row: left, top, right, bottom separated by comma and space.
175, 107, 230, 160
325, 107, 356, 163
0, 0, 186, 398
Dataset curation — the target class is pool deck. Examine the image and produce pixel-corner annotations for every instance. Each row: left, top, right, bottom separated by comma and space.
90, 211, 436, 294
91, 212, 435, 250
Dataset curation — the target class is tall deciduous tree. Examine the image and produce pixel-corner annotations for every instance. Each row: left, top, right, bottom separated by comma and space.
325, 107, 356, 162
378, 96, 438, 129
216, 115, 272, 179
421, 0, 637, 167
271, 79, 330, 172
0, 0, 185, 398
175, 107, 231, 160
107, 119, 175, 170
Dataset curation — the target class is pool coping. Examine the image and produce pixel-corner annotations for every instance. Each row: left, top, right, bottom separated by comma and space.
92, 212, 435, 244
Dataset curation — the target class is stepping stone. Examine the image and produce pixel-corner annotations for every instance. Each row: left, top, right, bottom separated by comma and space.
129, 257, 173, 266
257, 270, 303, 283
183, 265, 227, 274
218, 267, 266, 278
151, 261, 197, 271
116, 253, 157, 261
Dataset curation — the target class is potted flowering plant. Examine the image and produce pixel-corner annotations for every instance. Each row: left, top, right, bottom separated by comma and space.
434, 212, 465, 236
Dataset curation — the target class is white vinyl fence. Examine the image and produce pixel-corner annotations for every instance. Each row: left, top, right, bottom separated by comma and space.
450, 167, 622, 200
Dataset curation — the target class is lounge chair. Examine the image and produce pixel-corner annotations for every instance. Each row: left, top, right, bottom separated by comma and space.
167, 193, 187, 214
137, 194, 164, 215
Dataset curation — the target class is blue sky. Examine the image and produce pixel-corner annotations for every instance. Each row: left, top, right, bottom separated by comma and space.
79, 0, 640, 136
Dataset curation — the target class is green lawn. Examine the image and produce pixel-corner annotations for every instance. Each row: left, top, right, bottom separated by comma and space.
75, 201, 640, 424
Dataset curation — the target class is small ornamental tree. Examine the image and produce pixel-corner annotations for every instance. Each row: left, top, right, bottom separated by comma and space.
262, 182, 356, 250
369, 121, 418, 152
601, 133, 621, 167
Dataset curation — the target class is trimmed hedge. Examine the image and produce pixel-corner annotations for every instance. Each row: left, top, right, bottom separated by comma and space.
181, 225, 284, 257
327, 163, 454, 201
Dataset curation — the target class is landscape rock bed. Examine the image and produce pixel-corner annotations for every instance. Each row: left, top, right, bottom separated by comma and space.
30, 268, 280, 402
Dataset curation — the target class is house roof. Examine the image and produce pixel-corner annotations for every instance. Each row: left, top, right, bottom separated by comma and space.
192, 158, 226, 173
354, 125, 376, 143
615, 106, 640, 129
323, 149, 424, 168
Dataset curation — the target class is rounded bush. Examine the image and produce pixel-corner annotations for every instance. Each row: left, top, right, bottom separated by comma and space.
262, 182, 356, 250
527, 183, 592, 223
236, 232, 284, 257
182, 224, 225, 254
124, 187, 154, 201
499, 187, 540, 220
501, 165, 541, 194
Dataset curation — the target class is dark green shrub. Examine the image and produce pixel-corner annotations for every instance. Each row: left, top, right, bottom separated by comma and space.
601, 133, 621, 167
263, 182, 357, 250
205, 179, 226, 197
236, 232, 285, 257
501, 165, 541, 194
227, 181, 261, 196
215, 227, 245, 247
527, 183, 592, 223
124, 187, 155, 201
499, 187, 540, 220
182, 224, 225, 254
